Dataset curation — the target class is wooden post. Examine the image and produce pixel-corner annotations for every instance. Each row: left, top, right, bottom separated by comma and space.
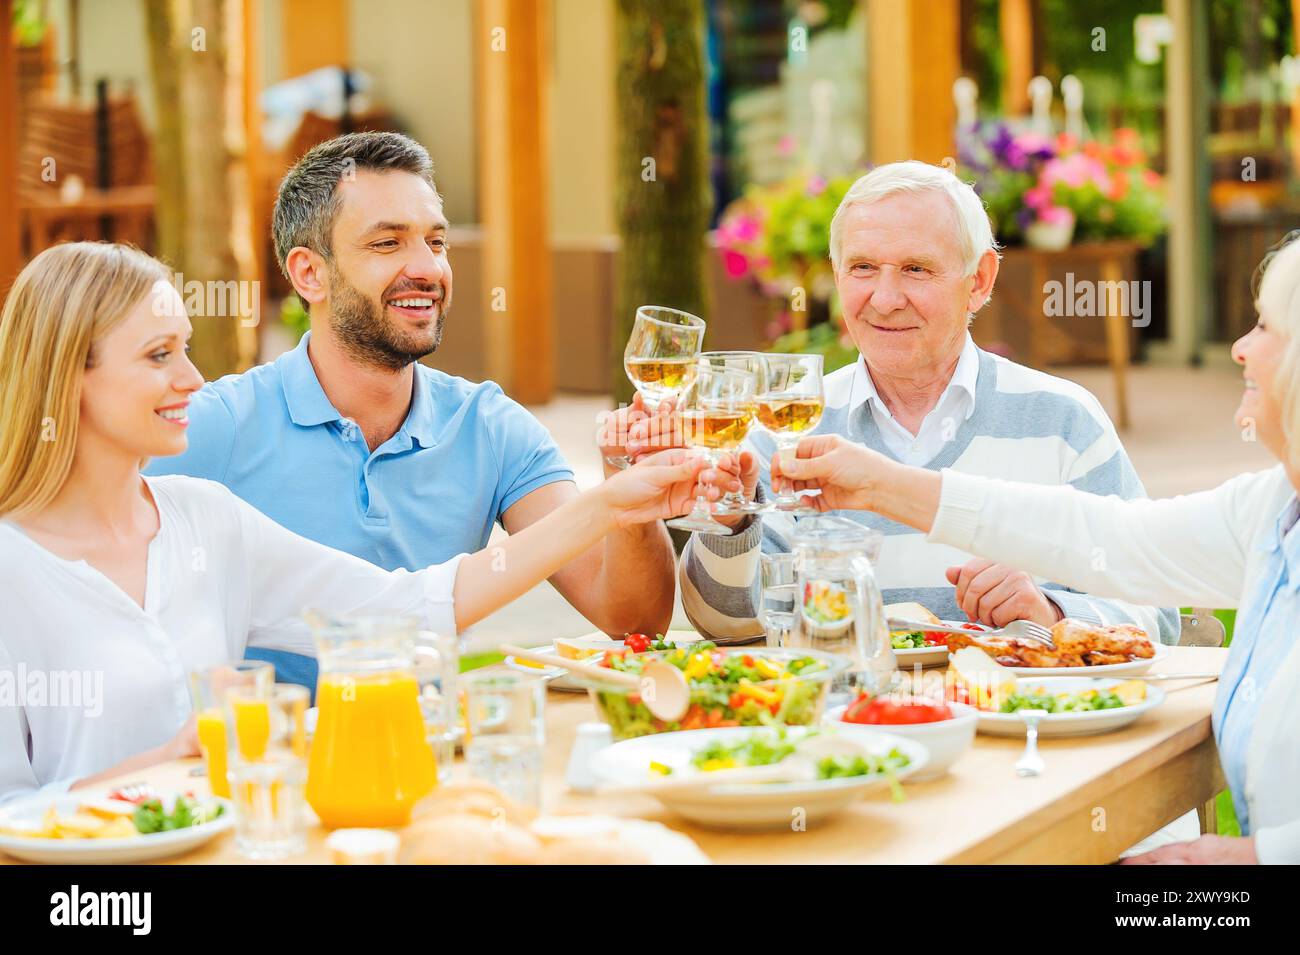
867, 0, 961, 165
1163, 0, 1212, 365
239, 0, 264, 366
475, 0, 554, 404
999, 0, 1034, 116
0, 0, 22, 297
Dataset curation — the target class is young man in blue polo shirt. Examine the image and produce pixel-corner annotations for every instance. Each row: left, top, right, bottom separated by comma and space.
147, 133, 676, 685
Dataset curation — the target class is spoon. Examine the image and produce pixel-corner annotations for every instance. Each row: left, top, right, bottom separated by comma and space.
500, 644, 691, 722
1015, 709, 1047, 777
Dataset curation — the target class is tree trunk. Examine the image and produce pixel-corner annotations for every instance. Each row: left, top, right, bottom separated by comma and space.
143, 0, 185, 272
144, 0, 247, 379
612, 0, 712, 404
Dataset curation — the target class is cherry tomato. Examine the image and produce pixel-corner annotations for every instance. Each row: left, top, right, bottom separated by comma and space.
624, 633, 651, 653
842, 694, 952, 725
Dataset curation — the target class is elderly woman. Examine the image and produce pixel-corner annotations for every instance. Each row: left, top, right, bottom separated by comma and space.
773, 234, 1300, 865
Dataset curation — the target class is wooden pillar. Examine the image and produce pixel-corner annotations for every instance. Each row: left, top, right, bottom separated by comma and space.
867, 0, 961, 165
1291, 0, 1300, 177
475, 0, 554, 404
240, 0, 264, 365
0, 0, 21, 298
1163, 0, 1212, 364
282, 0, 348, 78
999, 0, 1034, 116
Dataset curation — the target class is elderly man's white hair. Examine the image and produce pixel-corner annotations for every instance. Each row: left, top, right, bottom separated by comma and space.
829, 161, 999, 277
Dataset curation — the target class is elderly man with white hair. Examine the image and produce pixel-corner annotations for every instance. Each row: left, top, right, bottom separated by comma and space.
671, 160, 1179, 645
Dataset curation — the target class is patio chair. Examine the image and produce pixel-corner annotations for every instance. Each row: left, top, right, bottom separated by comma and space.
1177, 608, 1227, 648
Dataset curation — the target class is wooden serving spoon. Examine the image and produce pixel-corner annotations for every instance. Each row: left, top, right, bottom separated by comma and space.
500, 644, 691, 722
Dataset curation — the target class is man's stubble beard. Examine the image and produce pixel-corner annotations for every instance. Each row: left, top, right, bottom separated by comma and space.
326, 264, 446, 373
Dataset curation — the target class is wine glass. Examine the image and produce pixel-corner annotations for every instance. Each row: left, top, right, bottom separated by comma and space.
696, 351, 764, 515
665, 361, 759, 535
757, 353, 825, 513
607, 306, 706, 469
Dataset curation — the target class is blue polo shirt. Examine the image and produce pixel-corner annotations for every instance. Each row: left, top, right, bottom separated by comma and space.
146, 331, 574, 577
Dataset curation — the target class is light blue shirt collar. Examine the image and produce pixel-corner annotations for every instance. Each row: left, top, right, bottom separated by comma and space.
278, 331, 437, 448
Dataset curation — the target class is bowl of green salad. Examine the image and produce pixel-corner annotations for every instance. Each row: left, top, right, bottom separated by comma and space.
580, 642, 850, 740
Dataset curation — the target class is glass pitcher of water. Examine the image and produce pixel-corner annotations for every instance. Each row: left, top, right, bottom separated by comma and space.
788, 516, 897, 697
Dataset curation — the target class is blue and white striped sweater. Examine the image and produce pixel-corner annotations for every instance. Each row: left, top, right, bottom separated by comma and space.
679, 348, 1181, 645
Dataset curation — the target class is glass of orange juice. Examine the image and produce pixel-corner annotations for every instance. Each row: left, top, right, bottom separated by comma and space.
187, 661, 273, 799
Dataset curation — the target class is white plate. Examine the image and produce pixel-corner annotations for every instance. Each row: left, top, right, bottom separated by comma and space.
0, 793, 234, 864
589, 726, 928, 830
891, 621, 985, 669
1001, 640, 1171, 678
975, 677, 1166, 737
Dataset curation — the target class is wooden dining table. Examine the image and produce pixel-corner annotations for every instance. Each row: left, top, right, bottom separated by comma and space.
5, 644, 1228, 866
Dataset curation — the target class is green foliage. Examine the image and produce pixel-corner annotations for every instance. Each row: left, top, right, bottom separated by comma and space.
768, 320, 857, 372
12, 0, 46, 46
280, 294, 309, 341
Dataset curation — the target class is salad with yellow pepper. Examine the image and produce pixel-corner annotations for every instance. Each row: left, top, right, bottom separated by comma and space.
589, 642, 836, 740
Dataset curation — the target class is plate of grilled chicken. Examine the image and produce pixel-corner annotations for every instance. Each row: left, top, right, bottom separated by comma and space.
943, 619, 1170, 677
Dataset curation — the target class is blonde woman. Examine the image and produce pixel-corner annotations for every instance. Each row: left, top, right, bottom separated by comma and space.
0, 242, 705, 803
771, 235, 1300, 865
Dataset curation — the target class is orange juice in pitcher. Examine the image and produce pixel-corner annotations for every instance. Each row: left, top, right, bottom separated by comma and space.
304, 614, 439, 829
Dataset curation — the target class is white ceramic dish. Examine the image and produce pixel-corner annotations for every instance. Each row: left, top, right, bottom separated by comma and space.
1001, 640, 1171, 678
891, 621, 986, 669
0, 792, 234, 864
974, 677, 1166, 737
824, 701, 978, 780
589, 726, 927, 830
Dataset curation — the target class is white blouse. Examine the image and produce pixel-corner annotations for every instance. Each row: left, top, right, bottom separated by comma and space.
0, 475, 464, 804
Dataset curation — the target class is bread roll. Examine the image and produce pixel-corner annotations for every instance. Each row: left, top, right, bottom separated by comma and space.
403, 813, 544, 865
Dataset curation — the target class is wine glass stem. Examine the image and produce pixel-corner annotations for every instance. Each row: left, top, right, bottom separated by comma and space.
774, 438, 799, 505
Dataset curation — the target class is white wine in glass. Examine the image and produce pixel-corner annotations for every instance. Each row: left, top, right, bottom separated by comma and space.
607, 306, 705, 469
757, 353, 825, 513
624, 356, 698, 405
696, 351, 764, 515
667, 363, 758, 535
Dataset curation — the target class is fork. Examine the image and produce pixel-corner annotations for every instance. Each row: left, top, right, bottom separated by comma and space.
887, 617, 1056, 648
1014, 710, 1047, 777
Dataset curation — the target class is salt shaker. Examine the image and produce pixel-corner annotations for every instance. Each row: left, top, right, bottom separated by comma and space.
566, 722, 613, 793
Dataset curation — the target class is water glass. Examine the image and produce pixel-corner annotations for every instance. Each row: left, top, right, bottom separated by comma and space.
759, 551, 797, 648
225, 683, 310, 860
228, 757, 308, 860
415, 630, 459, 784
461, 672, 546, 807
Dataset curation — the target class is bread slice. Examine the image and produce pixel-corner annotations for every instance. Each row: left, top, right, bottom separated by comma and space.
884, 602, 941, 630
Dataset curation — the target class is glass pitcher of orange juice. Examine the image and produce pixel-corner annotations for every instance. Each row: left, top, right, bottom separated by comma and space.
304, 614, 439, 829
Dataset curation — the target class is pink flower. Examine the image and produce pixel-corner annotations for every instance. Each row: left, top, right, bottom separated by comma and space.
721, 249, 750, 279
1023, 185, 1052, 209
805, 175, 827, 197
1037, 205, 1074, 226
777, 135, 797, 157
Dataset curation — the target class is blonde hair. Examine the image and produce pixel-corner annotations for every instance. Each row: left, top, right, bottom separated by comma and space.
829, 160, 1000, 276
1253, 233, 1300, 473
0, 242, 172, 519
